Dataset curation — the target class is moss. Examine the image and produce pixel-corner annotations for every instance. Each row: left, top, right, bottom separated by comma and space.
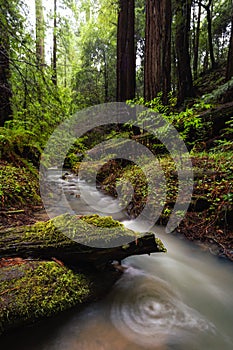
1, 214, 147, 257
81, 214, 124, 228
0, 261, 90, 334
20, 214, 137, 247
154, 237, 167, 253
22, 219, 72, 244
0, 162, 40, 209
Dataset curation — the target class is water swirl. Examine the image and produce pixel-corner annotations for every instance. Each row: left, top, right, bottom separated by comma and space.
110, 267, 216, 348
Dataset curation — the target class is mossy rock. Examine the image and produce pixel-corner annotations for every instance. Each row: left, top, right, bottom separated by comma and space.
0, 260, 119, 335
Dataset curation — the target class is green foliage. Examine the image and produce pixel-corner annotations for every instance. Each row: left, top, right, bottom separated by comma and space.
73, 0, 117, 106
11, 66, 75, 146
202, 77, 233, 103
127, 95, 212, 149
212, 114, 233, 153
191, 152, 233, 229
127, 93, 177, 114
0, 163, 40, 208
195, 0, 232, 72
0, 125, 41, 165
165, 103, 212, 147
0, 0, 78, 149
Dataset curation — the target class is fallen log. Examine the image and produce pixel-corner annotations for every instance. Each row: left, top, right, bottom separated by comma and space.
0, 214, 166, 268
0, 214, 166, 335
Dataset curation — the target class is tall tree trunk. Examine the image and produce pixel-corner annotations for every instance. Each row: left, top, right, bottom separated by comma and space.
226, 4, 233, 81
161, 0, 172, 104
206, 0, 216, 69
64, 54, 67, 87
0, 14, 12, 126
202, 0, 216, 69
116, 0, 136, 102
144, 0, 171, 104
103, 50, 109, 102
35, 0, 45, 67
175, 0, 194, 105
193, 1, 201, 79
52, 0, 57, 85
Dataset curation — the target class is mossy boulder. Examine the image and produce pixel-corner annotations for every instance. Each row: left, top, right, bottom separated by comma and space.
0, 259, 119, 335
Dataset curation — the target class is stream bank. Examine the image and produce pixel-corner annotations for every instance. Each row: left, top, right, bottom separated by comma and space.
71, 153, 233, 261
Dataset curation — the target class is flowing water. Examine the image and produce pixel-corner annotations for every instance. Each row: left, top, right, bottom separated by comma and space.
1, 172, 233, 349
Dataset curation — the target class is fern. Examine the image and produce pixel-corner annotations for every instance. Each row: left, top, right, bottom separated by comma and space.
202, 77, 233, 103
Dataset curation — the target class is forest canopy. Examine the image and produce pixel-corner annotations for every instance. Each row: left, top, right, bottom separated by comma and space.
0, 0, 233, 132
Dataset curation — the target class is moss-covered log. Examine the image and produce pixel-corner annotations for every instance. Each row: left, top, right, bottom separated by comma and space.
0, 259, 120, 335
0, 214, 166, 268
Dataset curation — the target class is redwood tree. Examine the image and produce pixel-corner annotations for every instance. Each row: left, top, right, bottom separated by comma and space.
52, 0, 57, 85
116, 0, 135, 101
0, 3, 12, 126
193, 1, 202, 79
175, 0, 194, 104
201, 0, 216, 69
144, 0, 172, 104
226, 4, 233, 81
35, 0, 45, 67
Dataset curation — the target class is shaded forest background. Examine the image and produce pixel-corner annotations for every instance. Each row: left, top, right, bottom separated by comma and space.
0, 0, 233, 130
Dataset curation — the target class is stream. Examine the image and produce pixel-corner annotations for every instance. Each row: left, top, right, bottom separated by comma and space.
1, 171, 233, 349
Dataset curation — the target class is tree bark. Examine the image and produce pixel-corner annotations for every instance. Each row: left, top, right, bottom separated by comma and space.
226, 3, 233, 81
144, 0, 171, 104
103, 49, 109, 102
0, 10, 12, 126
35, 0, 45, 67
117, 0, 136, 101
193, 1, 202, 79
161, 0, 172, 104
202, 0, 216, 69
52, 0, 57, 85
175, 0, 194, 104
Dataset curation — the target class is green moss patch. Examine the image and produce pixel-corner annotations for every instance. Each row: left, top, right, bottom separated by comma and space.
21, 214, 138, 248
0, 261, 90, 334
81, 214, 124, 228
0, 162, 40, 209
